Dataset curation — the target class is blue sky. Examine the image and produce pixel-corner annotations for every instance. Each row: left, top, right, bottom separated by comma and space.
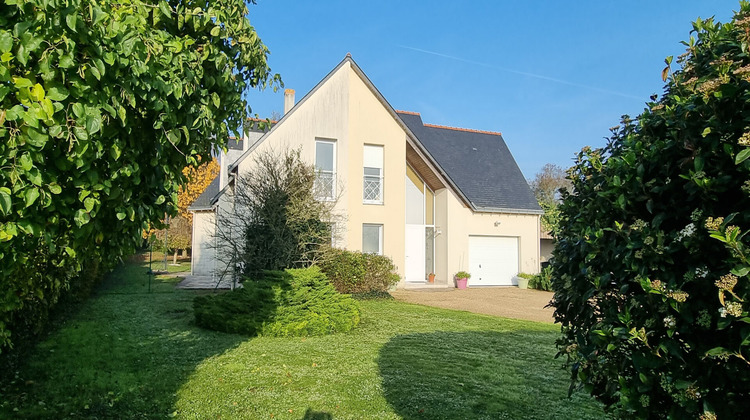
245, 1, 739, 179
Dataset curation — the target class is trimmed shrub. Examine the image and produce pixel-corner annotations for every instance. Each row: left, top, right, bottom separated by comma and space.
317, 248, 400, 294
552, 7, 750, 419
193, 266, 360, 337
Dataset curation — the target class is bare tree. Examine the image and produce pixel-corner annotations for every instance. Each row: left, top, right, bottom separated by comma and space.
211, 147, 343, 286
529, 163, 572, 235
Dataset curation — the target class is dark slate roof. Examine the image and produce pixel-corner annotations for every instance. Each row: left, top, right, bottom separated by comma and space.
227, 137, 243, 150
187, 175, 220, 211
398, 112, 542, 213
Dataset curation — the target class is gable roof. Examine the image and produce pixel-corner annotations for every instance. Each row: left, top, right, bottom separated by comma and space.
398, 111, 542, 213
223, 54, 540, 215
187, 175, 220, 211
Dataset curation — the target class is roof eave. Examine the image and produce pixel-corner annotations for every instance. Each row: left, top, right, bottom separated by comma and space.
472, 206, 544, 215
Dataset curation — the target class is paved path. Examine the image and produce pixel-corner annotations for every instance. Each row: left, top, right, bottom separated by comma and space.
390, 287, 555, 323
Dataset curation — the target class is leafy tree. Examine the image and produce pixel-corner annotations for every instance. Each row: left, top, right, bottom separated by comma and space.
530, 163, 571, 235
179, 158, 220, 223
152, 215, 191, 264
215, 148, 339, 280
552, 5, 750, 418
0, 0, 279, 351
150, 159, 220, 264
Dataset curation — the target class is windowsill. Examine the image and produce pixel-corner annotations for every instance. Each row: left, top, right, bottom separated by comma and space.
363, 201, 384, 205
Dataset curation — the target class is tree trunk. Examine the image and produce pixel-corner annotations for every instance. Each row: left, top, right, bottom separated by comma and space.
173, 249, 178, 265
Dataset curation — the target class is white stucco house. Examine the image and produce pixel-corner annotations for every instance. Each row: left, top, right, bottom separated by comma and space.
188, 55, 543, 288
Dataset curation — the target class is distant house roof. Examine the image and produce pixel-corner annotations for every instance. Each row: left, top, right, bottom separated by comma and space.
227, 137, 243, 150
397, 111, 542, 214
187, 175, 220, 211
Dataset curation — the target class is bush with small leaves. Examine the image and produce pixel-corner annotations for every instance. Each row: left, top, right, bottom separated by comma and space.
317, 248, 400, 295
552, 6, 750, 418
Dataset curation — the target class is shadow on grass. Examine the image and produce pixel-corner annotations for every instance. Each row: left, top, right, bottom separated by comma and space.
0, 257, 247, 419
300, 408, 333, 419
377, 331, 606, 420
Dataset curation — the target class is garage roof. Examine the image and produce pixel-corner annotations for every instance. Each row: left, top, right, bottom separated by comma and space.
398, 111, 542, 213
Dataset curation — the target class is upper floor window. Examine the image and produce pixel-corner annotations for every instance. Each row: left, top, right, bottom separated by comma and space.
314, 139, 336, 200
363, 145, 383, 204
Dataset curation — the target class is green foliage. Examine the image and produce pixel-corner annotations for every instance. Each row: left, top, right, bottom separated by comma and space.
194, 266, 360, 337
317, 247, 400, 294
530, 163, 571, 235
528, 266, 553, 291
1, 256, 605, 419
455, 271, 471, 279
516, 272, 535, 280
0, 0, 278, 351
224, 149, 334, 277
539, 200, 562, 235
552, 5, 750, 418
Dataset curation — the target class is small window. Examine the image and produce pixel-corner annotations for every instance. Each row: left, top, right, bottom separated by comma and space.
363, 145, 383, 204
362, 224, 383, 255
314, 139, 336, 200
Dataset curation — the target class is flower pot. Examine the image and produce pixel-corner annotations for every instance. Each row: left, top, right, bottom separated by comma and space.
456, 277, 468, 289
517, 277, 529, 289
428, 273, 436, 283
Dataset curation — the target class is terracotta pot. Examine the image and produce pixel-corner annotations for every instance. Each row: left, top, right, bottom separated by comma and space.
428, 273, 436, 283
456, 277, 468, 289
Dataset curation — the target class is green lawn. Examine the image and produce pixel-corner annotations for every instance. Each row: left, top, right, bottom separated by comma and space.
0, 258, 606, 419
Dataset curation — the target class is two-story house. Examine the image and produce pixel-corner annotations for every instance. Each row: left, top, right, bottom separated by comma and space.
188, 54, 543, 288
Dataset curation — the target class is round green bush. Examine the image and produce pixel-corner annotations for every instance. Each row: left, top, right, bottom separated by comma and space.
552, 7, 750, 419
317, 248, 400, 295
193, 266, 360, 337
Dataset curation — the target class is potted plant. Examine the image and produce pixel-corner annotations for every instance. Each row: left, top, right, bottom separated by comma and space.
513, 273, 533, 289
454, 271, 470, 289
428, 272, 436, 283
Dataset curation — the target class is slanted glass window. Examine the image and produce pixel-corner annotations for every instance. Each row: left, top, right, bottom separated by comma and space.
363, 145, 384, 204
314, 139, 336, 200
362, 224, 383, 255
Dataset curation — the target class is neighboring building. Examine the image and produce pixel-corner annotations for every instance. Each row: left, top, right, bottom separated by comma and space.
540, 230, 554, 265
189, 55, 543, 287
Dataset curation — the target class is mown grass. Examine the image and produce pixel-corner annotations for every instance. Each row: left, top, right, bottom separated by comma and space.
0, 257, 607, 419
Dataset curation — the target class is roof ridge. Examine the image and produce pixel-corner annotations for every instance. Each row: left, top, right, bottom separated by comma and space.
395, 110, 421, 116
423, 123, 502, 136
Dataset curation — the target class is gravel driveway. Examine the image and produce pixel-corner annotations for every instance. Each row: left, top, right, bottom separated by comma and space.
390, 287, 556, 323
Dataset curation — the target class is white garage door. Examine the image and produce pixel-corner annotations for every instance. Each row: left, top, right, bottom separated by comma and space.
468, 236, 519, 286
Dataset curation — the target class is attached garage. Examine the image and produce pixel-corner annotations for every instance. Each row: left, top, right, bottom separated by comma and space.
468, 236, 519, 286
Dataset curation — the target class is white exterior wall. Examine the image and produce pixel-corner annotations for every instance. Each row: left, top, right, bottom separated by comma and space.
191, 211, 216, 276
436, 187, 540, 284
238, 61, 351, 233
236, 62, 410, 279
213, 58, 540, 288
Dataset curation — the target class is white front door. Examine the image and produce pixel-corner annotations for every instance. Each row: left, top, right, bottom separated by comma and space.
469, 236, 519, 286
405, 224, 425, 282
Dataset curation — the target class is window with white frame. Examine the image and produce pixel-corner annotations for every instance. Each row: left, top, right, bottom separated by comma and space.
314, 139, 336, 200
363, 145, 383, 204
362, 224, 383, 255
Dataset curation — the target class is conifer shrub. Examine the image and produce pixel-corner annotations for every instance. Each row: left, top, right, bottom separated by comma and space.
193, 266, 360, 337
552, 6, 750, 418
317, 248, 400, 295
